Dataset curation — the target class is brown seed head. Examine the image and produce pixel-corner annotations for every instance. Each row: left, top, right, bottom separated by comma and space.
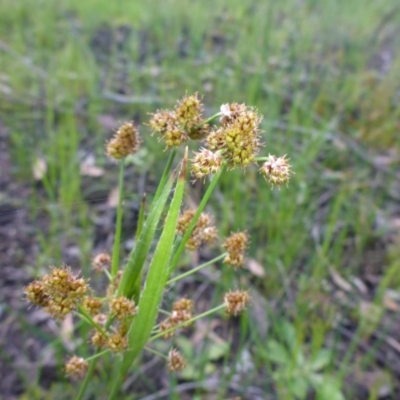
260, 155, 292, 187
223, 232, 248, 268
109, 296, 137, 320
219, 103, 247, 126
106, 122, 141, 160
173, 298, 193, 313
107, 333, 127, 352
65, 356, 88, 380
82, 296, 102, 316
92, 252, 111, 273
160, 298, 194, 337
24, 280, 49, 308
30, 265, 89, 319
90, 331, 108, 349
224, 290, 250, 316
168, 349, 186, 372
176, 210, 218, 250
191, 148, 223, 180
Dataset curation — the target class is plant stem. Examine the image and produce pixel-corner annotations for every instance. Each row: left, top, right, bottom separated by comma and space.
167, 253, 226, 285
86, 349, 110, 362
149, 304, 225, 342
76, 358, 97, 400
153, 148, 176, 203
111, 159, 125, 278
169, 167, 224, 273
76, 305, 108, 337
199, 112, 221, 126
144, 346, 168, 360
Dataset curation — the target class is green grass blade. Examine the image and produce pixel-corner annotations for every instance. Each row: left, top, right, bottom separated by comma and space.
109, 151, 187, 399
118, 172, 175, 300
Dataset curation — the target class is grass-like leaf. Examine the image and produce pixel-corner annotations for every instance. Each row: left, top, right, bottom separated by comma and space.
109, 152, 187, 399
117, 172, 175, 301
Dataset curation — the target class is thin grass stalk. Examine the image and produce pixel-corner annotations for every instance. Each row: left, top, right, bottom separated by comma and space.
111, 159, 125, 278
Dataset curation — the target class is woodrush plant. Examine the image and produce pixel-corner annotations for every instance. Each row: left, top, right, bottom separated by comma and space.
24, 93, 293, 399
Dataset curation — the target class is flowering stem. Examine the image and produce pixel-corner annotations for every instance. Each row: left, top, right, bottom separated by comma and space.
85, 349, 110, 362
76, 358, 97, 400
135, 193, 146, 239
167, 253, 226, 285
199, 112, 221, 126
169, 166, 225, 273
144, 346, 168, 360
153, 148, 176, 203
111, 159, 125, 278
149, 304, 225, 342
76, 305, 108, 337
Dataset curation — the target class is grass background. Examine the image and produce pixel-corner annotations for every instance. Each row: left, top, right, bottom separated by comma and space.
1, 0, 400, 398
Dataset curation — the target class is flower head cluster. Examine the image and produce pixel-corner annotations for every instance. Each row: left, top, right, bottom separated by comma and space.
224, 290, 250, 316
109, 296, 137, 320
82, 296, 102, 316
222, 232, 249, 268
176, 210, 218, 250
206, 104, 262, 168
24, 265, 89, 319
260, 155, 292, 187
168, 349, 186, 372
106, 122, 141, 160
107, 333, 128, 352
92, 252, 111, 273
160, 298, 194, 338
65, 356, 89, 380
148, 93, 208, 148
191, 148, 223, 180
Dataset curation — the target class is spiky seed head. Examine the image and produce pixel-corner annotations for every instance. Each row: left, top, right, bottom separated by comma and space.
174, 93, 203, 129
24, 280, 49, 308
107, 333, 127, 352
92, 252, 111, 273
219, 103, 247, 126
90, 331, 108, 349
260, 155, 292, 187
223, 232, 249, 268
191, 148, 223, 180
25, 265, 89, 320
82, 296, 102, 316
106, 122, 141, 160
65, 356, 88, 380
168, 349, 186, 372
109, 296, 137, 320
176, 210, 218, 250
224, 290, 250, 316
173, 298, 193, 312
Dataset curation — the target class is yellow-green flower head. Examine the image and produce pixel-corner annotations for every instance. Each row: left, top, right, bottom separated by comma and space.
219, 103, 247, 126
148, 93, 209, 148
191, 148, 222, 180
206, 105, 262, 168
260, 154, 292, 187
106, 122, 141, 160
174, 93, 203, 130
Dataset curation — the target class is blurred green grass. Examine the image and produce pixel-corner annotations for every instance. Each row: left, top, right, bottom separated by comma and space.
2, 0, 400, 398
